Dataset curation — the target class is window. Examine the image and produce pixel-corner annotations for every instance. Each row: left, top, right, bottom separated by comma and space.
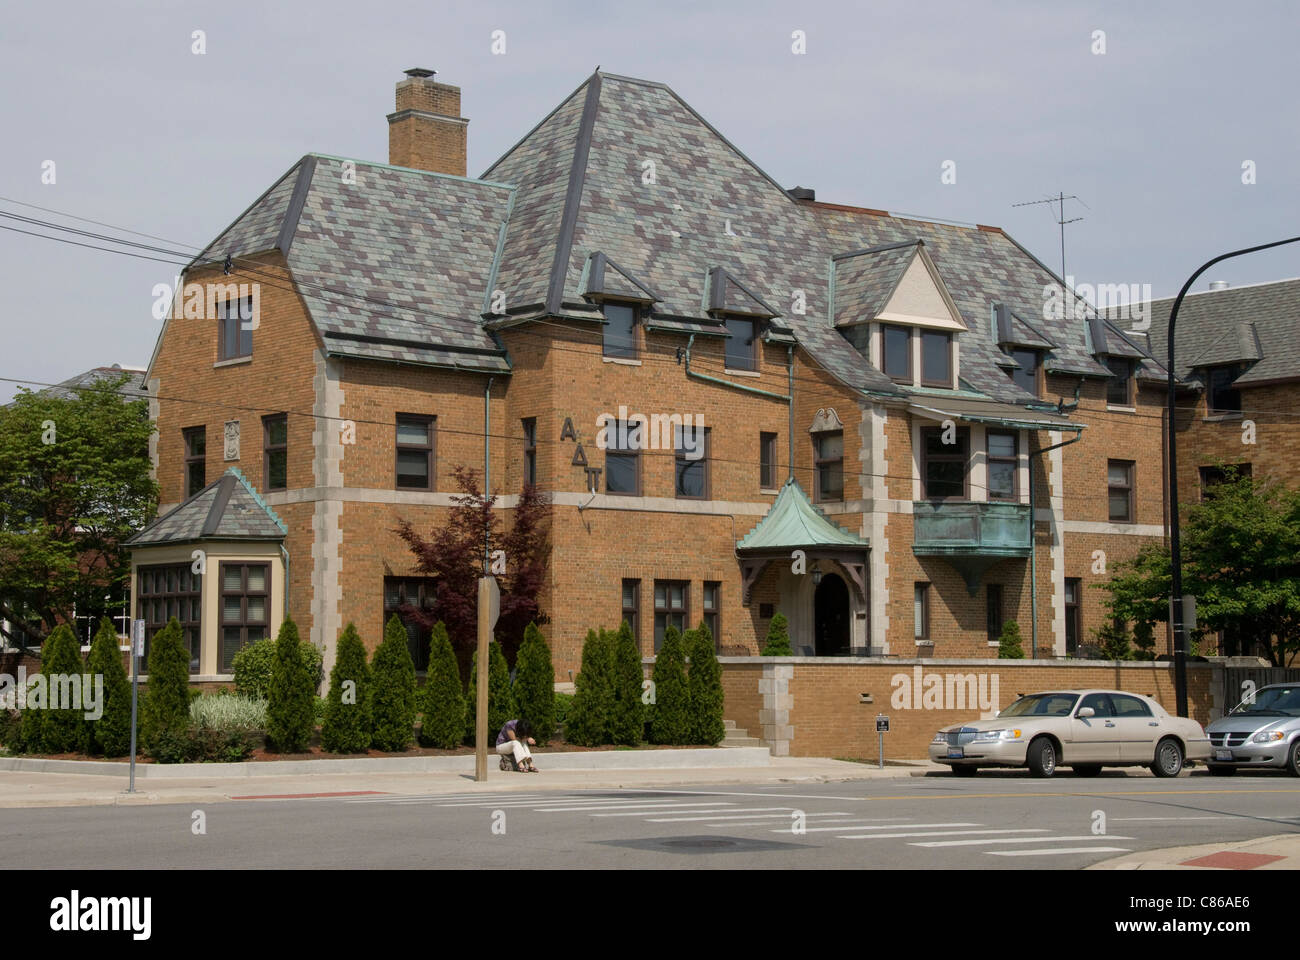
724, 317, 758, 371
882, 325, 911, 382
1200, 463, 1251, 499
986, 431, 1018, 501
216, 296, 253, 361
1006, 348, 1040, 398
1104, 356, 1134, 406
914, 583, 930, 640
1107, 460, 1134, 522
986, 584, 1003, 645
759, 602, 775, 619
263, 414, 287, 492
921, 426, 969, 500
1077, 692, 1115, 717
760, 432, 778, 489
219, 562, 269, 672
1111, 694, 1153, 718
621, 579, 640, 642
1205, 365, 1243, 414
674, 424, 709, 499
1064, 578, 1081, 656
920, 330, 952, 387
383, 577, 437, 671
703, 581, 720, 647
813, 431, 843, 502
604, 420, 640, 495
395, 415, 434, 491
183, 426, 206, 499
653, 580, 688, 651
603, 302, 638, 359
137, 564, 202, 674
522, 417, 537, 487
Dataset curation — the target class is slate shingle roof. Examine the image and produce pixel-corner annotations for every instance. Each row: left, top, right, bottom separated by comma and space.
175, 69, 1176, 413
26, 365, 148, 403
1134, 279, 1300, 386
128, 469, 287, 547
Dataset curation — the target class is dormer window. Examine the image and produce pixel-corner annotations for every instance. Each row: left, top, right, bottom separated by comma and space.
1104, 356, 1134, 406
724, 317, 758, 371
1204, 364, 1244, 414
882, 324, 911, 381
602, 302, 638, 360
1006, 348, 1041, 398
920, 331, 953, 387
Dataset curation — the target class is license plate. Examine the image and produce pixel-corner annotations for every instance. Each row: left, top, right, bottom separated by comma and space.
1215, 749, 1233, 761
947, 749, 964, 759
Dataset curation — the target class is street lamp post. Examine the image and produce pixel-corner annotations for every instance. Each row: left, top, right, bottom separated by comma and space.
1166, 236, 1300, 717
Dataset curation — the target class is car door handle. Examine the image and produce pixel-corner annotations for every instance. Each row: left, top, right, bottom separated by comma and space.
1104, 722, 1115, 727
1148, 722, 1159, 727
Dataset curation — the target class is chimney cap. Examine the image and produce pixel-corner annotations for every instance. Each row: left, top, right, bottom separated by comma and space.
1208, 280, 1230, 291
404, 67, 436, 79
788, 186, 816, 201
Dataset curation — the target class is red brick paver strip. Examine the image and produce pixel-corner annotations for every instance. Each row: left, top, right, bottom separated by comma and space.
1179, 851, 1287, 870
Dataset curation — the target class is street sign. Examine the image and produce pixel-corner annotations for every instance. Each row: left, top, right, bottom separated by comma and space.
875, 715, 890, 733
131, 619, 145, 656
875, 713, 889, 770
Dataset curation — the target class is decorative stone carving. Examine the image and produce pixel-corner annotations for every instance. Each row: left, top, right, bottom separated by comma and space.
223, 420, 240, 461
808, 407, 843, 434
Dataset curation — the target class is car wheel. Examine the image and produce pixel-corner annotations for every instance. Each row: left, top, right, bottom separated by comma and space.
1073, 765, 1102, 777
1208, 765, 1237, 777
952, 765, 978, 777
1151, 737, 1184, 778
1026, 738, 1057, 778
1287, 739, 1300, 778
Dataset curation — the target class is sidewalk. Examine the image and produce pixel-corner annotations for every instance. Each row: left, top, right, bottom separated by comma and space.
0, 756, 942, 808
1089, 834, 1300, 870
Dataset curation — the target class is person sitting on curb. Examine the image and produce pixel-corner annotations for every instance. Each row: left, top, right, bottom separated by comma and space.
496, 718, 538, 772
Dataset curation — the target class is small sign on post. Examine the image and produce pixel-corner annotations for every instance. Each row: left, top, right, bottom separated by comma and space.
875, 714, 889, 770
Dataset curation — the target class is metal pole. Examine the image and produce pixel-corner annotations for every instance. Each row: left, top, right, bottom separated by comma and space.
1027, 431, 1083, 658
475, 377, 494, 782
127, 620, 141, 793
877, 727, 883, 770
1164, 235, 1300, 717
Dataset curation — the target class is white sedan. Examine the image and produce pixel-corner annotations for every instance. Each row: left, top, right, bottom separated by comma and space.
928, 689, 1211, 778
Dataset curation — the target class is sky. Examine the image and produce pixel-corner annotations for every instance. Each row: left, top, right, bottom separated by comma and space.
2, 0, 1297, 402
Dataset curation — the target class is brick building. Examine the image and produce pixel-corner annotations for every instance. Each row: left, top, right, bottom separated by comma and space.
129, 68, 1178, 682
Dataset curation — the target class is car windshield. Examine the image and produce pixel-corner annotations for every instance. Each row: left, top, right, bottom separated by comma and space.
999, 693, 1079, 718
1231, 686, 1300, 717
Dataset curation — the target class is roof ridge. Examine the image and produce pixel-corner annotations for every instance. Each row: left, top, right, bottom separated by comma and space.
309, 152, 516, 191
228, 467, 288, 534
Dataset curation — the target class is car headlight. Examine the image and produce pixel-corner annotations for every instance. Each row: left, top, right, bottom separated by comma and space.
972, 729, 1022, 742
932, 731, 948, 744
1252, 730, 1287, 743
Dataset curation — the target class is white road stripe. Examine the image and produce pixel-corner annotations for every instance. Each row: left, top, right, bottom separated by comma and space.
592, 806, 790, 818
1111, 816, 1229, 822
837, 829, 1048, 840
987, 847, 1131, 856
769, 821, 917, 833
645, 811, 852, 823
912, 835, 1134, 848
435, 797, 709, 808
535, 802, 739, 813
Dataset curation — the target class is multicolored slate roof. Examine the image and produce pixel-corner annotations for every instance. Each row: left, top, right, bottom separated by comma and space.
176, 69, 1172, 408
18, 365, 148, 403
128, 468, 287, 547
1134, 279, 1300, 386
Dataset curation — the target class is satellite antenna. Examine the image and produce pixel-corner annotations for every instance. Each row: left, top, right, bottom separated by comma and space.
1012, 192, 1086, 282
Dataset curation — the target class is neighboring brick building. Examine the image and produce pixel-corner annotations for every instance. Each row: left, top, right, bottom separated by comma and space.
130, 68, 1179, 682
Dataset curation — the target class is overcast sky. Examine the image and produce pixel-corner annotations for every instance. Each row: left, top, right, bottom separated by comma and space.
2, 0, 1297, 402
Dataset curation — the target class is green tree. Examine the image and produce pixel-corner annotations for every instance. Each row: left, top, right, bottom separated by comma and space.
761, 612, 793, 655
418, 622, 465, 749
321, 623, 372, 753
687, 622, 725, 745
19, 624, 83, 753
1101, 467, 1300, 666
0, 373, 156, 643
649, 625, 691, 745
564, 629, 613, 746
84, 617, 131, 756
1093, 620, 1132, 661
232, 636, 322, 699
997, 620, 1026, 659
512, 622, 555, 745
370, 614, 416, 751
608, 620, 645, 746
141, 618, 191, 755
266, 618, 315, 752
1131, 620, 1157, 661
464, 640, 517, 744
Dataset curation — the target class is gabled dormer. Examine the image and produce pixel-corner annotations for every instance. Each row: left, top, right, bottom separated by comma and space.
704, 266, 783, 372
831, 240, 967, 390
992, 303, 1056, 399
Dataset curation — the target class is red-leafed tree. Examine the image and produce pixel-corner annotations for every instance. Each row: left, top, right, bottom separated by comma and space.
395, 465, 550, 669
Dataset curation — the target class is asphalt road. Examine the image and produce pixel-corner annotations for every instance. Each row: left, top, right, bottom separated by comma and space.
5, 771, 1299, 869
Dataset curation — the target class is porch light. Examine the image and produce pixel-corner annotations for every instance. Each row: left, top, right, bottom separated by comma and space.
811, 562, 822, 586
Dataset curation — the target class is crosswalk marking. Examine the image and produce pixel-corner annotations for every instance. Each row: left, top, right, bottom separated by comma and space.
645, 811, 852, 823
987, 847, 1131, 857
774, 821, 972, 834
534, 801, 738, 813
836, 828, 1048, 840
911, 835, 1134, 848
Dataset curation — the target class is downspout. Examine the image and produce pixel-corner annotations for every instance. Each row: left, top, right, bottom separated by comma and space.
484, 376, 494, 574
280, 543, 290, 618
1028, 428, 1083, 658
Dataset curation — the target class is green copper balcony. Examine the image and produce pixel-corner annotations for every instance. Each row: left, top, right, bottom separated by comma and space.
912, 500, 1032, 593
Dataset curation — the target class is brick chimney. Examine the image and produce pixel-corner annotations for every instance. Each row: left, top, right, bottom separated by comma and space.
387, 68, 468, 176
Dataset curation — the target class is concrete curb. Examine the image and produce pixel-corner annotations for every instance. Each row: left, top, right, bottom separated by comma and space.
0, 746, 773, 779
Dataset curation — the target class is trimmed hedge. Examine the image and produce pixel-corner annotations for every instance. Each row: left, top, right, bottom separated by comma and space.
687, 622, 725, 745
322, 623, 372, 753
513, 622, 555, 744
19, 624, 84, 754
564, 629, 613, 746
266, 618, 314, 752
608, 620, 644, 746
464, 640, 517, 745
370, 614, 417, 751
141, 618, 191, 757
233, 636, 324, 699
760, 612, 793, 655
648, 625, 690, 745
418, 622, 465, 749
84, 617, 131, 756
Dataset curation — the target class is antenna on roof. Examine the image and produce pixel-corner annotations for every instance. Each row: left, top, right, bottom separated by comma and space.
1011, 192, 1086, 282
